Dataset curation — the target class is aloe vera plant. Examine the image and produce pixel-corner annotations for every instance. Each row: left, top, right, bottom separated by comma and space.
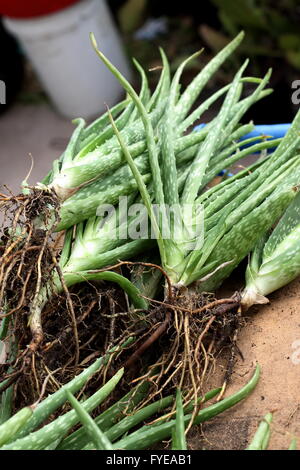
241, 191, 300, 310
92, 30, 300, 293
0, 362, 260, 450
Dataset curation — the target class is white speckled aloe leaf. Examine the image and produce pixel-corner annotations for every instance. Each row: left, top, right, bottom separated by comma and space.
187, 185, 298, 289
1, 369, 124, 450
263, 190, 300, 262
176, 31, 245, 119
181, 59, 249, 204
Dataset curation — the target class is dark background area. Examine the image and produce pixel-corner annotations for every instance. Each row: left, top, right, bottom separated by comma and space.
108, 0, 300, 123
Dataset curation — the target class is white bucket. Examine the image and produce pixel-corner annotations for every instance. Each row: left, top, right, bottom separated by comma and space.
3, 0, 131, 119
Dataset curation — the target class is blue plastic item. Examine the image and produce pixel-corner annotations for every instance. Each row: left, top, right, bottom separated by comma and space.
194, 123, 291, 148
193, 123, 291, 178
239, 123, 291, 141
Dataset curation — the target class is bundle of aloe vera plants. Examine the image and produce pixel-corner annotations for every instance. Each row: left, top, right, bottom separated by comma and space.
1, 30, 300, 449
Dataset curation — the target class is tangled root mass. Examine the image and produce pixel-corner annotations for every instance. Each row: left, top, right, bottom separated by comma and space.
0, 189, 242, 418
